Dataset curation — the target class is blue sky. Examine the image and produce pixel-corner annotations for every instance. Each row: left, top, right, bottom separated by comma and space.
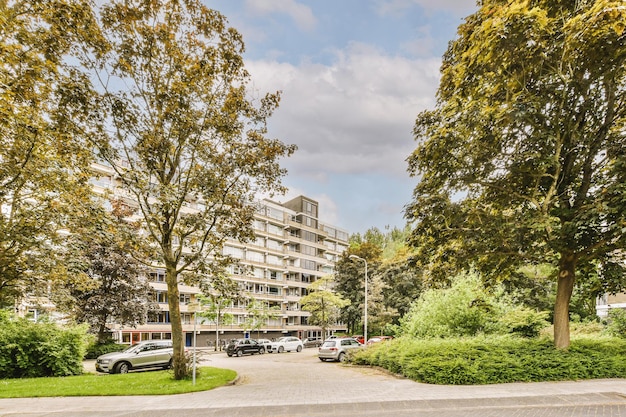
203, 0, 479, 235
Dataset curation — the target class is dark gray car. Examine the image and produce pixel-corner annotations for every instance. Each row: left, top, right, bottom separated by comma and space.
226, 339, 265, 356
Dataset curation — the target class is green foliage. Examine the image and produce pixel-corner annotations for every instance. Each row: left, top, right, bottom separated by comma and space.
0, 367, 236, 398
605, 309, 626, 338
352, 336, 626, 385
0, 0, 96, 307
400, 271, 499, 338
0, 315, 90, 378
84, 340, 125, 360
498, 307, 549, 338
300, 275, 350, 337
406, 0, 626, 349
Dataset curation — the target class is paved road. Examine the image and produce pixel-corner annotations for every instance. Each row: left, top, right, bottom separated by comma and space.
2, 348, 626, 416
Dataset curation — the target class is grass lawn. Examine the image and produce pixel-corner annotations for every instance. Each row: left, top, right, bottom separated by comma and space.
0, 367, 237, 398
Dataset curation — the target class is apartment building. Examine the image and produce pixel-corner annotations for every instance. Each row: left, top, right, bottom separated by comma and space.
596, 293, 626, 318
88, 163, 350, 346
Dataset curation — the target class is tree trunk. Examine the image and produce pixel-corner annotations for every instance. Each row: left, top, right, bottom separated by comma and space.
554, 252, 576, 350
165, 262, 186, 379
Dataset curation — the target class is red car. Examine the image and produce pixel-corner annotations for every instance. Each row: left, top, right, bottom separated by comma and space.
352, 335, 365, 344
366, 336, 393, 345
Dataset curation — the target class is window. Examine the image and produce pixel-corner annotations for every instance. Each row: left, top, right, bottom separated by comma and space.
149, 271, 165, 282
267, 207, 284, 220
301, 244, 316, 256
302, 260, 316, 271
267, 239, 283, 251
267, 255, 282, 266
304, 200, 317, 217
246, 250, 264, 263
156, 292, 167, 303
223, 246, 244, 258
254, 220, 266, 231
267, 223, 283, 236
302, 231, 317, 242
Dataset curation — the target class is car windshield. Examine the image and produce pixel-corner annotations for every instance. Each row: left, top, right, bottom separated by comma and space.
123, 344, 145, 353
277, 337, 289, 342
321, 341, 336, 348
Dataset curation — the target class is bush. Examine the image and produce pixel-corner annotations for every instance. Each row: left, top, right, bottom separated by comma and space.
84, 340, 126, 359
498, 307, 549, 337
0, 313, 90, 378
399, 271, 499, 338
351, 335, 626, 385
605, 308, 626, 338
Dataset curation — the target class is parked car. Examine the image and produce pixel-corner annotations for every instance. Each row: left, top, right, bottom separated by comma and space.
318, 337, 363, 362
366, 336, 393, 345
302, 337, 322, 348
268, 336, 303, 353
226, 339, 265, 357
257, 338, 273, 351
352, 335, 365, 344
95, 340, 174, 374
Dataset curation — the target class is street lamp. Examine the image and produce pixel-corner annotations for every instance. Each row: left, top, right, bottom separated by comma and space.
188, 302, 202, 385
349, 255, 368, 344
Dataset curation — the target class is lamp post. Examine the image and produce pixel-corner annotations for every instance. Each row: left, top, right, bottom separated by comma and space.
349, 255, 368, 344
188, 302, 201, 385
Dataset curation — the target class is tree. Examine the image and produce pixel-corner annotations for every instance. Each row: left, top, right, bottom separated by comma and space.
378, 248, 423, 320
0, 0, 96, 307
52, 201, 157, 343
406, 0, 626, 349
197, 274, 242, 351
300, 275, 349, 339
79, 0, 296, 378
335, 243, 381, 334
243, 297, 279, 339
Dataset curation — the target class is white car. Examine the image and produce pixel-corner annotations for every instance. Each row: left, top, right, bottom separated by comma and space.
268, 336, 303, 353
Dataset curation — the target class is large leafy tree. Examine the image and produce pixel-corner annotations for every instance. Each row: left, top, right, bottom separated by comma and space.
79, 0, 296, 378
407, 0, 626, 349
0, 0, 96, 307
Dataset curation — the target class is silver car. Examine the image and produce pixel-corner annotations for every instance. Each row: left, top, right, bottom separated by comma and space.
318, 337, 363, 362
95, 340, 174, 374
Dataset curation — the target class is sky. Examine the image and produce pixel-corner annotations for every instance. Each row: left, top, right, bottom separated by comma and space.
203, 0, 480, 235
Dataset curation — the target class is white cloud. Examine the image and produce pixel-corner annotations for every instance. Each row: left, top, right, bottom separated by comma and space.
244, 0, 317, 31
246, 42, 441, 182
377, 0, 478, 16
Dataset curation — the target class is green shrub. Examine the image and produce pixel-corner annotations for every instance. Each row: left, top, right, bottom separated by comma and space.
0, 314, 90, 378
498, 307, 549, 337
84, 340, 125, 359
352, 335, 626, 385
605, 309, 626, 338
399, 271, 499, 338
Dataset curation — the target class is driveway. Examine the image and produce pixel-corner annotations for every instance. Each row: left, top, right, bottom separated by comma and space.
3, 347, 626, 416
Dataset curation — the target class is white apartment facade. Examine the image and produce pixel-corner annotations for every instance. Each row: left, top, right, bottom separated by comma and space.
88, 163, 350, 346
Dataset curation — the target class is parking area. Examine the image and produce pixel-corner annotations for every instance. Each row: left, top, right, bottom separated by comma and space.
5, 346, 626, 416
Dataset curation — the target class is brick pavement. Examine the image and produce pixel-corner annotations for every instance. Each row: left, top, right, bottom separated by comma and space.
2, 348, 626, 416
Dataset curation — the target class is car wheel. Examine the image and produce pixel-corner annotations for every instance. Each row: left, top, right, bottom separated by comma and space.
227, 353, 233, 357
296, 345, 302, 352
259, 347, 265, 354
338, 352, 346, 363
278, 346, 284, 353
163, 359, 172, 369
319, 358, 326, 362
237, 349, 243, 357
114, 362, 130, 374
